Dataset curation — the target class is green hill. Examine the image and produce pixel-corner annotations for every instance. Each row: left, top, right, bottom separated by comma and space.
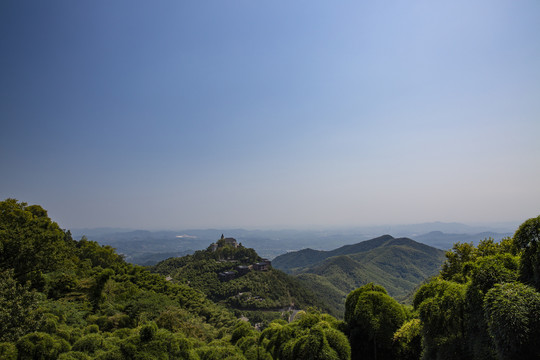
272, 235, 446, 314
151, 238, 332, 321
0, 198, 347, 359
272, 235, 395, 273
3, 198, 538, 360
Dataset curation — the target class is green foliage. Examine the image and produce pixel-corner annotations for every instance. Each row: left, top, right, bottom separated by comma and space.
0, 269, 44, 342
393, 319, 421, 360
113, 328, 197, 359
195, 340, 247, 360
4, 198, 539, 360
344, 283, 387, 324
412, 224, 540, 360
0, 199, 241, 359
139, 321, 158, 342
440, 237, 516, 283
0, 199, 73, 288
45, 271, 79, 299
415, 279, 468, 360
76, 237, 126, 272
344, 283, 406, 360
0, 342, 18, 360
463, 253, 519, 358
231, 321, 256, 344
513, 215, 540, 289
260, 310, 350, 360
90, 268, 114, 310
295, 273, 348, 318
153, 245, 330, 318
57, 352, 91, 360
16, 332, 71, 360
71, 333, 103, 354
275, 235, 446, 315
440, 242, 477, 282
484, 282, 540, 360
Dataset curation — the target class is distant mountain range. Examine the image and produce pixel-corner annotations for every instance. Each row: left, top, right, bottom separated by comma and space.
272, 235, 447, 315
70, 222, 514, 265
71, 224, 509, 317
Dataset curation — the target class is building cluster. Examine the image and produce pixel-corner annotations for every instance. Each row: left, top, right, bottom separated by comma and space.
218, 259, 272, 281
210, 235, 272, 281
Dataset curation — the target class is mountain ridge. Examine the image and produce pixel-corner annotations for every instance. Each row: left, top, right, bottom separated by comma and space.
72, 226, 513, 265
272, 235, 447, 314
272, 235, 442, 274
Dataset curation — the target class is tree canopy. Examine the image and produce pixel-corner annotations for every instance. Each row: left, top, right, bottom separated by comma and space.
1, 198, 539, 360
344, 283, 407, 360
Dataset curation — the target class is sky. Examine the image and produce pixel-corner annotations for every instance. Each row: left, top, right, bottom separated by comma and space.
1, 1, 539, 230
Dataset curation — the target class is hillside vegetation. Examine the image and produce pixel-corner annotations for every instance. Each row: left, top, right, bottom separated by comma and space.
2, 197, 540, 360
273, 235, 446, 314
152, 238, 332, 322
0, 199, 348, 359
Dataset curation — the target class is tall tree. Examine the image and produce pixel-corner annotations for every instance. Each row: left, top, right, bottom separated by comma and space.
414, 278, 469, 360
0, 269, 43, 342
484, 282, 540, 360
464, 253, 518, 359
513, 215, 540, 290
345, 283, 406, 360
260, 311, 350, 360
0, 199, 73, 288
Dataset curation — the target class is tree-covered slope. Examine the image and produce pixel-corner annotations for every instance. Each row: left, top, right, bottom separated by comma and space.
340, 216, 540, 360
3, 197, 539, 360
152, 241, 332, 320
394, 216, 540, 360
0, 198, 350, 360
272, 235, 446, 315
272, 235, 395, 273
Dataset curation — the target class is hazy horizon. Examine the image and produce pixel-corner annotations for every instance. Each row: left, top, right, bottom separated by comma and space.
68, 219, 520, 237
2, 1, 539, 230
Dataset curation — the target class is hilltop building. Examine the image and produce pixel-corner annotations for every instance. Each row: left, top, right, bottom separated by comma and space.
223, 237, 238, 248
253, 259, 271, 271
218, 271, 236, 281
210, 235, 239, 251
236, 265, 251, 275
220, 233, 239, 248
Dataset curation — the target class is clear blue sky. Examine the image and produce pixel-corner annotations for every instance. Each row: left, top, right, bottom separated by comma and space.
1, 1, 539, 230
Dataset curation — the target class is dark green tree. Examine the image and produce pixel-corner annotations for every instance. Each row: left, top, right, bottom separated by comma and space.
75, 236, 126, 272
140, 321, 158, 342
260, 311, 350, 360
0, 342, 18, 360
0, 199, 73, 288
464, 253, 518, 359
484, 282, 540, 360
345, 283, 406, 360
16, 332, 70, 360
0, 269, 43, 342
89, 268, 114, 311
392, 319, 421, 360
513, 215, 540, 290
344, 283, 387, 324
440, 242, 477, 282
259, 320, 293, 359
231, 321, 256, 345
414, 278, 469, 360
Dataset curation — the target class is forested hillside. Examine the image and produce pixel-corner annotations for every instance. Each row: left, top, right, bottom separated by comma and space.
2, 198, 540, 360
273, 235, 446, 314
0, 199, 350, 359
152, 239, 332, 322
385, 215, 540, 360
